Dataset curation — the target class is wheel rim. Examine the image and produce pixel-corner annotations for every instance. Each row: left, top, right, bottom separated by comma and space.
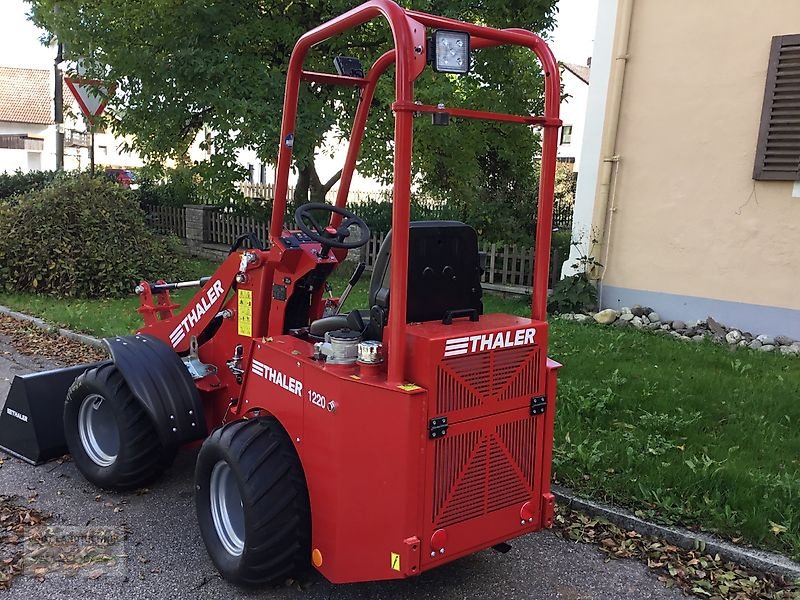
210, 461, 246, 557
77, 393, 120, 467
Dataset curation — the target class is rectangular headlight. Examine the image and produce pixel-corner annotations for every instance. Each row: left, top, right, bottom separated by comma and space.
431, 30, 470, 74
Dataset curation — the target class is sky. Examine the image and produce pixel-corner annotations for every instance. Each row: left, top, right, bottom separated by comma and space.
0, 0, 53, 68
549, 0, 600, 66
0, 0, 600, 70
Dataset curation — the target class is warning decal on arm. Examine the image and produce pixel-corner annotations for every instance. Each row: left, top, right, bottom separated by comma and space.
238, 289, 253, 337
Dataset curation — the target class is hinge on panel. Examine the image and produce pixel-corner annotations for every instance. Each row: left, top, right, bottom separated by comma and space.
530, 396, 547, 416
428, 417, 448, 439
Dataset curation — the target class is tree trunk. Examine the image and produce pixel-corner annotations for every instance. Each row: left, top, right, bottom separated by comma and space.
290, 161, 345, 227
293, 165, 311, 211
295, 161, 343, 205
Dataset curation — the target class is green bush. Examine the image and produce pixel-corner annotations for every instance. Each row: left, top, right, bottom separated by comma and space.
0, 169, 59, 200
134, 165, 199, 207
547, 272, 598, 314
551, 230, 572, 265
353, 196, 462, 234
0, 176, 190, 298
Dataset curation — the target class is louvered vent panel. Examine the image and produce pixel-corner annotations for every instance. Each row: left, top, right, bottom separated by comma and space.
755, 35, 800, 180
432, 415, 537, 528
436, 346, 539, 414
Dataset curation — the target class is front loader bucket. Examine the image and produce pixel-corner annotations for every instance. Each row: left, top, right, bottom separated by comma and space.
0, 363, 103, 465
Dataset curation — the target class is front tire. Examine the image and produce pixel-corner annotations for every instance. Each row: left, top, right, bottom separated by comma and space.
195, 417, 311, 585
64, 362, 176, 490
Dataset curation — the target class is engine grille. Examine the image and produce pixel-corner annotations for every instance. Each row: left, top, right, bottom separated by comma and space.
436, 346, 540, 415
432, 415, 537, 528
430, 344, 541, 529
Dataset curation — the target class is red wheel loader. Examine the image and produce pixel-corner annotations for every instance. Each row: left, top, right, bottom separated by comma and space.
0, 0, 563, 585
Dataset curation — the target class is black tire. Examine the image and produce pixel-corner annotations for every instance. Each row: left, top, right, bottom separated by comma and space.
195, 417, 311, 586
64, 362, 176, 490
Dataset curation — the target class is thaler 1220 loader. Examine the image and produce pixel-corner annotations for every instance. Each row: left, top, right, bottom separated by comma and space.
0, 0, 563, 586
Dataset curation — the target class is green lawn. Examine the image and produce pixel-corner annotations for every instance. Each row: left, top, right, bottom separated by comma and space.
0, 257, 218, 338
0, 260, 797, 560
550, 322, 800, 561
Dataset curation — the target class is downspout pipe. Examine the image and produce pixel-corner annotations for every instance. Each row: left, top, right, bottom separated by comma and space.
589, 0, 633, 278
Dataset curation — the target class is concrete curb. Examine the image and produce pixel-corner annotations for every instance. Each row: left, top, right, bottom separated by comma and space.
553, 486, 800, 581
0, 305, 106, 351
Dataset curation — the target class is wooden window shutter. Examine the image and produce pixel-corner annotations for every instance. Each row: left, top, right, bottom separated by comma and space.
753, 34, 800, 181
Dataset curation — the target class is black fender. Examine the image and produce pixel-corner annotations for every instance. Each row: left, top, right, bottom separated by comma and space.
103, 334, 207, 451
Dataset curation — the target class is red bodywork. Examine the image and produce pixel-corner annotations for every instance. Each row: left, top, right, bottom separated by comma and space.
136, 0, 561, 584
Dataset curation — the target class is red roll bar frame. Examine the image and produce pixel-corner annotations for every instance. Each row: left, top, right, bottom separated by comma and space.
271, 0, 561, 384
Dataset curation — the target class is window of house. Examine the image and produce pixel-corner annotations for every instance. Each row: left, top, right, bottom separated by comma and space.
260, 163, 267, 184
561, 125, 573, 145
753, 34, 800, 181
247, 163, 254, 184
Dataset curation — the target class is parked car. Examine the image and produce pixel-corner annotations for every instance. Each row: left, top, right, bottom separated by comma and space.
105, 168, 139, 189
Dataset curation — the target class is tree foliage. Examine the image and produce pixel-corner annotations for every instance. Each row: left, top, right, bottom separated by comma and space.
28, 0, 557, 218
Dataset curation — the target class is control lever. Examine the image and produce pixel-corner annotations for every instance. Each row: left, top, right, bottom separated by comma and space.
334, 262, 366, 315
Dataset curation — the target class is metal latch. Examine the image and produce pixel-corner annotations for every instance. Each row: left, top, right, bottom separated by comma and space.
429, 417, 448, 439
530, 396, 547, 416
226, 344, 244, 384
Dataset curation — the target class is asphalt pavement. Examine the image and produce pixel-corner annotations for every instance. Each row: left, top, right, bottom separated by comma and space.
0, 334, 682, 600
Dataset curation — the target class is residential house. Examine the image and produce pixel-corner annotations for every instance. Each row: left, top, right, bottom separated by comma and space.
0, 67, 54, 171
0, 66, 142, 174
567, 0, 800, 337
559, 61, 591, 169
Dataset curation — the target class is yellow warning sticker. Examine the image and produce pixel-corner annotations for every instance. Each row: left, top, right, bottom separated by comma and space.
397, 383, 422, 392
238, 290, 253, 337
390, 552, 401, 572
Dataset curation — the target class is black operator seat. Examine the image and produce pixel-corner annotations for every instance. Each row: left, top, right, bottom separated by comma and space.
309, 221, 483, 339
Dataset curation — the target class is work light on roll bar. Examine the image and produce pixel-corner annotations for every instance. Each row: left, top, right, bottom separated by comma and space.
429, 29, 470, 74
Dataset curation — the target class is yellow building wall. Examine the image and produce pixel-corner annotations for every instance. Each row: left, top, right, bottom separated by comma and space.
601, 1, 800, 312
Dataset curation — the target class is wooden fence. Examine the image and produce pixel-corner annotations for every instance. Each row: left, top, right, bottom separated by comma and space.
145, 204, 185, 237
239, 183, 381, 206
208, 210, 271, 247
144, 204, 561, 294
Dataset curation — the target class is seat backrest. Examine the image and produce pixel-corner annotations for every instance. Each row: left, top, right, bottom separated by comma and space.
368, 221, 483, 323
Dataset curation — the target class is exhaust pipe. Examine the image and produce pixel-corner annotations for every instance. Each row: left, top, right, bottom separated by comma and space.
0, 362, 104, 464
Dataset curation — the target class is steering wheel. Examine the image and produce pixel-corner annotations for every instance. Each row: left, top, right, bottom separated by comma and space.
294, 203, 370, 252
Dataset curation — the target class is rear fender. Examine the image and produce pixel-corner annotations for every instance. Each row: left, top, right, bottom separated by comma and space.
104, 334, 207, 450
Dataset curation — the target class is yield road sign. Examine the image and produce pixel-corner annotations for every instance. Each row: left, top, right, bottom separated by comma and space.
64, 77, 114, 125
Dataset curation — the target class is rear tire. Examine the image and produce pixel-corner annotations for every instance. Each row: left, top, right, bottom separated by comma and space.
64, 362, 176, 490
195, 417, 311, 585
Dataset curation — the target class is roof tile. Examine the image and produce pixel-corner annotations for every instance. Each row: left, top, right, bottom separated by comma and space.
0, 67, 53, 125
563, 62, 591, 85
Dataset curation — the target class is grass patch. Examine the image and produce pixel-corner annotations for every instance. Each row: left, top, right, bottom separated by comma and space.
0, 259, 797, 559
0, 257, 217, 338
549, 322, 800, 561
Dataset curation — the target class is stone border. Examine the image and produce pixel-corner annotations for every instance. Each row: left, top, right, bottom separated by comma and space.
562, 306, 800, 356
2, 303, 798, 581
554, 486, 800, 580
0, 305, 105, 351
